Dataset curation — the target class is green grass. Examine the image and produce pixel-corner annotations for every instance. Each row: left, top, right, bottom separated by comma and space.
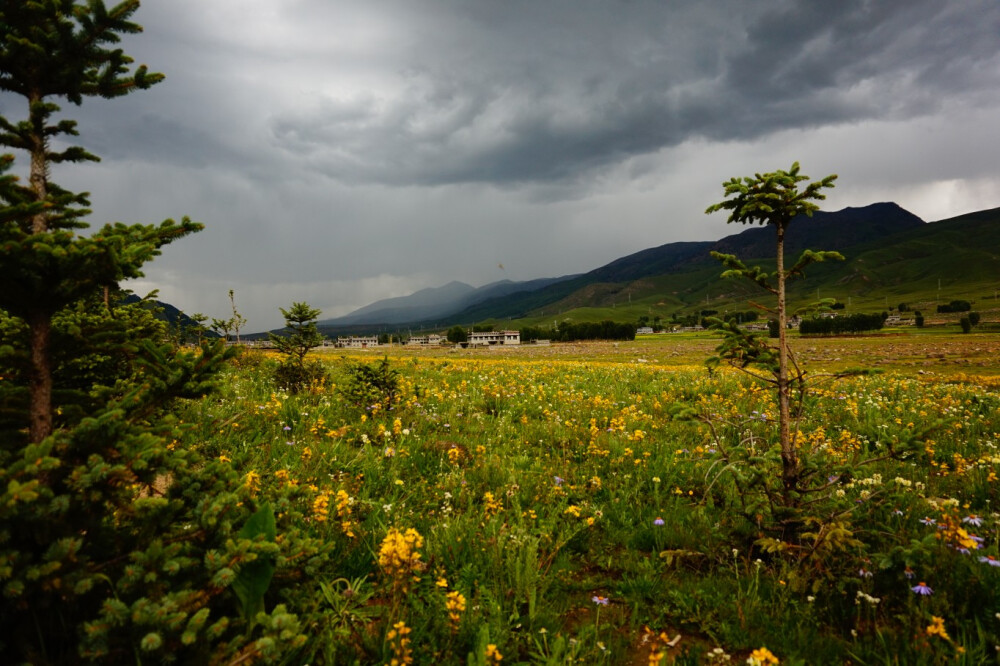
179, 332, 1000, 664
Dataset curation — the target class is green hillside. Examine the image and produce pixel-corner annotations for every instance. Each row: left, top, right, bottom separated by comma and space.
472, 206, 1000, 330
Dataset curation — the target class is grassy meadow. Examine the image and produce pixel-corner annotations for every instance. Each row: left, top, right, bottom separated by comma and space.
181, 331, 1000, 664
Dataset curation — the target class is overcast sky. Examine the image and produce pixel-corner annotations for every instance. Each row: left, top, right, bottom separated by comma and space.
10, 0, 1000, 330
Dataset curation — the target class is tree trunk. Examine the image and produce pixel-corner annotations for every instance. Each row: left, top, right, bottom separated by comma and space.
775, 222, 797, 505
27, 308, 53, 443
26, 90, 54, 441
28, 90, 49, 235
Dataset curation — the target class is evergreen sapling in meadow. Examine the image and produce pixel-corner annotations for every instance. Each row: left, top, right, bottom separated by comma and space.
701, 164, 935, 550
269, 301, 328, 392
704, 162, 841, 513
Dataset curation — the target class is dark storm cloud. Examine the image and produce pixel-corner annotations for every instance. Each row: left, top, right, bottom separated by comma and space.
263, 0, 1000, 188
50, 0, 1000, 191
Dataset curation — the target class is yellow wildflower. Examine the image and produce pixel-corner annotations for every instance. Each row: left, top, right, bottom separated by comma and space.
747, 646, 779, 665
312, 490, 331, 523
926, 616, 951, 641
483, 491, 503, 517
386, 620, 413, 665
243, 471, 260, 496
378, 527, 425, 590
644, 627, 678, 665
445, 590, 466, 629
485, 643, 503, 664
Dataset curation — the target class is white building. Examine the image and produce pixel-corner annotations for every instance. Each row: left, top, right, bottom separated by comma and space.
469, 330, 521, 346
408, 334, 445, 346
338, 335, 378, 348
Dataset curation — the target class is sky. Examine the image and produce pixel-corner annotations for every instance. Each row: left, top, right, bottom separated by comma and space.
8, 0, 1000, 331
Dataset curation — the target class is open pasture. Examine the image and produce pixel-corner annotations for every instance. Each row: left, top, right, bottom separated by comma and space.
355, 330, 1000, 376
185, 332, 1000, 664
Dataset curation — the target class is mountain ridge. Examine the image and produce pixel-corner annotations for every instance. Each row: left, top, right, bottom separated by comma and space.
305, 201, 1000, 336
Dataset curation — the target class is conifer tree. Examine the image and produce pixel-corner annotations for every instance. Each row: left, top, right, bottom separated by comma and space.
705, 163, 839, 508
0, 0, 196, 443
270, 301, 325, 366
269, 301, 328, 392
0, 3, 314, 662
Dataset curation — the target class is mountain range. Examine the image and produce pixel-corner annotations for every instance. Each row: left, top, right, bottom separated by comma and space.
315, 201, 1000, 335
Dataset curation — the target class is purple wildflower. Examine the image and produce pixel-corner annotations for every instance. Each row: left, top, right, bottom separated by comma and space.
919, 517, 936, 526
911, 582, 933, 596
554, 476, 564, 486
979, 556, 1000, 567
654, 517, 665, 526
963, 515, 984, 527
859, 568, 873, 579
283, 425, 292, 431
592, 595, 609, 606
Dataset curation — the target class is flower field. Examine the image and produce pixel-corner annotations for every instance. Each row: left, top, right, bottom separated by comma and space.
181, 334, 1000, 664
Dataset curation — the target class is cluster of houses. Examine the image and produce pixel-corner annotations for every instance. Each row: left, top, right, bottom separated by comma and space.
335, 330, 522, 348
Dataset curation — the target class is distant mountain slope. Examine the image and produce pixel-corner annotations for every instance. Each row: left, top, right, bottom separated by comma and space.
120, 293, 217, 336
449, 202, 925, 322
320, 281, 476, 326
448, 242, 715, 323
319, 276, 576, 327
707, 202, 924, 259
812, 205, 1000, 296
310, 201, 1000, 335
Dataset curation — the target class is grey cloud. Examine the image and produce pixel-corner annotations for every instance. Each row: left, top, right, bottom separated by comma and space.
259, 0, 1000, 190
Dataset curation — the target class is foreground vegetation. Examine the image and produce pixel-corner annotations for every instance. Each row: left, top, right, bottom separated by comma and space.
167, 334, 1000, 664
4, 5, 999, 663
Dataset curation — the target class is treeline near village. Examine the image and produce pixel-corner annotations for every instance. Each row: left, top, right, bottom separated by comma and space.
798, 312, 885, 335
520, 320, 638, 342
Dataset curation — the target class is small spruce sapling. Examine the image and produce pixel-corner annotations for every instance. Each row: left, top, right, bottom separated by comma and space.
704, 162, 841, 512
699, 164, 939, 559
269, 301, 328, 392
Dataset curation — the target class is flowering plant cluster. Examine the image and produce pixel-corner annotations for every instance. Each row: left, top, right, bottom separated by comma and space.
379, 527, 426, 592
